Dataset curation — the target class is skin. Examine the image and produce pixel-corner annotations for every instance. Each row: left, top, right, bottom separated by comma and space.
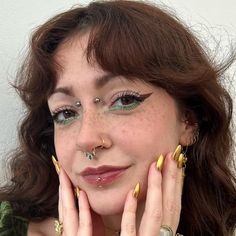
29, 33, 194, 236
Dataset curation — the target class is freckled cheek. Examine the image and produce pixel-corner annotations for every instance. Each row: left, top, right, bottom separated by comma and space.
112, 111, 177, 158
110, 115, 159, 156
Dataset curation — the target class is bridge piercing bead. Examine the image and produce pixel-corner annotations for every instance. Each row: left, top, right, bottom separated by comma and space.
94, 97, 101, 104
75, 101, 81, 107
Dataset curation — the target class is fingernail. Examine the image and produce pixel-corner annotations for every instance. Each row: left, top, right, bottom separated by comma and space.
133, 182, 140, 199
173, 145, 182, 161
177, 153, 184, 168
156, 154, 164, 171
51, 155, 60, 175
74, 186, 80, 198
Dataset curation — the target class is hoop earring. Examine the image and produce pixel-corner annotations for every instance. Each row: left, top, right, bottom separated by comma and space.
100, 137, 105, 149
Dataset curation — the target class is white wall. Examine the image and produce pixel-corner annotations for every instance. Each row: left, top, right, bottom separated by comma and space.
1, 0, 236, 182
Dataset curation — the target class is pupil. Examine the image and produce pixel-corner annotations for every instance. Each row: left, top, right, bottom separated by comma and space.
121, 96, 133, 105
64, 110, 73, 118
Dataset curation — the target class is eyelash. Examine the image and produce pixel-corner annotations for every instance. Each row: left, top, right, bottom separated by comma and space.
51, 91, 150, 125
109, 91, 147, 111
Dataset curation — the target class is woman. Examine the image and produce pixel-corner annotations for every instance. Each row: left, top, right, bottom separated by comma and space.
0, 0, 235, 235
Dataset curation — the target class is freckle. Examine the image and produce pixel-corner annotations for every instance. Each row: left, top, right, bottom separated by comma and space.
121, 128, 126, 134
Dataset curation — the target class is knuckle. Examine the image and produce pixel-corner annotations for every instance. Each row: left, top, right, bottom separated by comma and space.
123, 222, 136, 234
169, 169, 177, 180
63, 207, 74, 217
164, 200, 179, 214
145, 209, 162, 222
79, 218, 92, 229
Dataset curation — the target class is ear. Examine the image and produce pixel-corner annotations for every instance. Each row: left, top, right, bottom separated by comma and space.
179, 112, 198, 146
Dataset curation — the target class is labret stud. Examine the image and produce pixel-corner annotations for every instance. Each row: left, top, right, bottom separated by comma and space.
96, 176, 102, 182
96, 176, 103, 188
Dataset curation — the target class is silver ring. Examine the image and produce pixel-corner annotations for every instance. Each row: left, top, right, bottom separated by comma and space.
85, 148, 96, 160
160, 225, 173, 236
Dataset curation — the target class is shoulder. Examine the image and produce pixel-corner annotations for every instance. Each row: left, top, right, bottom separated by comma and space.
0, 201, 28, 236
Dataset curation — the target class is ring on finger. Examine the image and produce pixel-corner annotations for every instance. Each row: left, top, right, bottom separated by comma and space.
54, 219, 63, 235
160, 225, 173, 236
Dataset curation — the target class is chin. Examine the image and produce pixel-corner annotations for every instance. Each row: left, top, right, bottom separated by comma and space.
86, 188, 128, 215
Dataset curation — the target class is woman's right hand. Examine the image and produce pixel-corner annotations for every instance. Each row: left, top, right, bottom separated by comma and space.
58, 168, 105, 236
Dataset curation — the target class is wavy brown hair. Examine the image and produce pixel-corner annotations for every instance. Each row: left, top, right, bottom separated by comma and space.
1, 1, 236, 235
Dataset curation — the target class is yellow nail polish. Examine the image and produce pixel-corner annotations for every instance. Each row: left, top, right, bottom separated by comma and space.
156, 154, 164, 171
133, 183, 140, 199
177, 153, 184, 168
74, 186, 80, 198
51, 155, 60, 175
173, 145, 182, 161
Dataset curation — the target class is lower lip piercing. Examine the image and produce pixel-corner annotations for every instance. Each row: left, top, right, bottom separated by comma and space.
96, 176, 103, 188
96, 176, 102, 182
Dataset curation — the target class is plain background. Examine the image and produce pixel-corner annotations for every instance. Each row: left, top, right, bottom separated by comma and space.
0, 0, 236, 183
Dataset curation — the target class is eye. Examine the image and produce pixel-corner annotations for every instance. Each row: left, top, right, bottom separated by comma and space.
109, 91, 152, 111
51, 107, 79, 125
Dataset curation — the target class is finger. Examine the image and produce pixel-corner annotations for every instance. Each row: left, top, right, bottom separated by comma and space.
173, 162, 183, 228
162, 152, 182, 231
139, 162, 162, 236
60, 168, 79, 235
78, 190, 93, 236
58, 185, 63, 222
120, 189, 137, 236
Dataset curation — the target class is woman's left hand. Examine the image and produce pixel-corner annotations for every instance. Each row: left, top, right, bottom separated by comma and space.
120, 151, 183, 236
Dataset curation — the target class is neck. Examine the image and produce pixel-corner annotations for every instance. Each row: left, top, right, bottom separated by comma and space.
102, 200, 145, 236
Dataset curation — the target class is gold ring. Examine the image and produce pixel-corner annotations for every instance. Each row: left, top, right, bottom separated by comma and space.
101, 137, 105, 148
54, 219, 63, 235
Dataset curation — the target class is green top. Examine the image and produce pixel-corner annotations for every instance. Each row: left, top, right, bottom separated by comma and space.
0, 201, 28, 236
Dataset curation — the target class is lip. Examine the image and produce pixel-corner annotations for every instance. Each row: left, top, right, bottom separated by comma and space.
80, 165, 130, 186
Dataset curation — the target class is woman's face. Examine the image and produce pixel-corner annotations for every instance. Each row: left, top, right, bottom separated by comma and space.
48, 34, 190, 215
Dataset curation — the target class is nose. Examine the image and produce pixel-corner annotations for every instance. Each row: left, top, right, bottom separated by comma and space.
75, 109, 112, 153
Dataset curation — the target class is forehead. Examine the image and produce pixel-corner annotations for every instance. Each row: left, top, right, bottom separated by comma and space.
54, 32, 91, 68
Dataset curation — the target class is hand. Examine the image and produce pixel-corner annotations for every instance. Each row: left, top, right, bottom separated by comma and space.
57, 151, 183, 236
58, 168, 105, 236
121, 152, 182, 236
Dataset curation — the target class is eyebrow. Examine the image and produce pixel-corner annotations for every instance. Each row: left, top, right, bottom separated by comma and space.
52, 73, 117, 97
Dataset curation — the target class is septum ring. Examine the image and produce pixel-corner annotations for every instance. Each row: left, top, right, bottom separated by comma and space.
85, 148, 96, 160
84, 137, 105, 160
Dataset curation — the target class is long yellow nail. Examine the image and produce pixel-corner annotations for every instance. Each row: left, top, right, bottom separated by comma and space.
133, 183, 140, 199
51, 155, 60, 175
74, 186, 80, 198
177, 153, 184, 168
156, 154, 164, 171
173, 145, 182, 161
